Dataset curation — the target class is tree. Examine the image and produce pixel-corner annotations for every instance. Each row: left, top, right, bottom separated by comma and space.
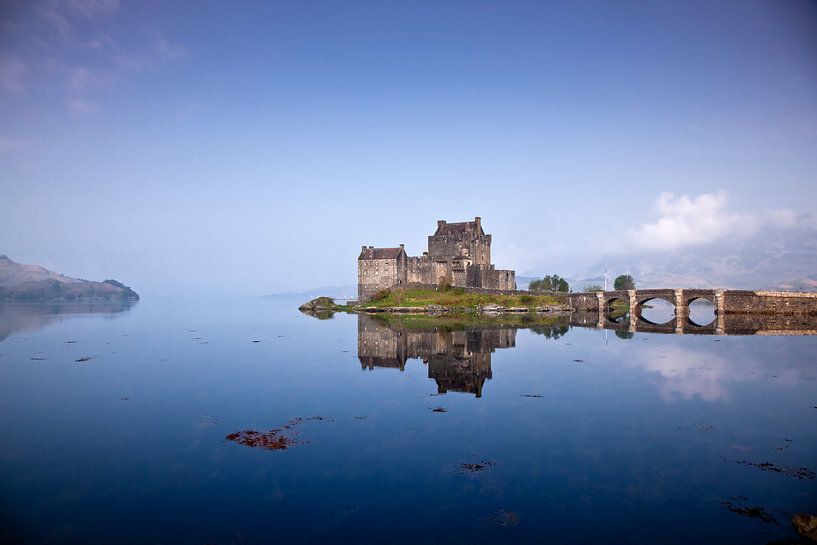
529, 274, 570, 293
614, 274, 635, 290
584, 285, 603, 292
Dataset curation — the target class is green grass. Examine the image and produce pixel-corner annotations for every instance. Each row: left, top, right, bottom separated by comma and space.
360, 288, 561, 310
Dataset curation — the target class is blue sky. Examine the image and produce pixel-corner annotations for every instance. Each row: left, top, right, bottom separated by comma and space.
1, 0, 816, 295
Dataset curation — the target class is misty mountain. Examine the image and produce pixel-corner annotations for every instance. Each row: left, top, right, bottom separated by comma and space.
0, 255, 140, 302
573, 225, 817, 290
265, 284, 358, 301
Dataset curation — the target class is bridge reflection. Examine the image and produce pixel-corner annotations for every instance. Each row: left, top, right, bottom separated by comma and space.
576, 306, 817, 336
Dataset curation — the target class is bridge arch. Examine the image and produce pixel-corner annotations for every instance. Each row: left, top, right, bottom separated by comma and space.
601, 291, 631, 324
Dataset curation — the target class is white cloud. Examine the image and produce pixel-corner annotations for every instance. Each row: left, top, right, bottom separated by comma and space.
628, 191, 757, 251
766, 208, 817, 230
0, 52, 26, 94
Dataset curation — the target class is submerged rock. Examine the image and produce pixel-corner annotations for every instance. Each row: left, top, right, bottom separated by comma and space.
793, 514, 817, 542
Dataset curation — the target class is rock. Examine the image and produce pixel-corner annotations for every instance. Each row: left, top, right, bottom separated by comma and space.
793, 514, 817, 542
425, 304, 447, 314
298, 296, 336, 311
478, 303, 503, 313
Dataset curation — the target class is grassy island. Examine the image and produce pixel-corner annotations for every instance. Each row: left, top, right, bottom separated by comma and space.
300, 288, 570, 315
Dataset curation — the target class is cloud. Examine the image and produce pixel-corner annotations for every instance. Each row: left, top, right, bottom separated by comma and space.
0, 52, 26, 94
628, 191, 757, 251
766, 208, 817, 230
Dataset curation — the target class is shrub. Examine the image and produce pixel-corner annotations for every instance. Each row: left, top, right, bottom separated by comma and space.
372, 288, 391, 301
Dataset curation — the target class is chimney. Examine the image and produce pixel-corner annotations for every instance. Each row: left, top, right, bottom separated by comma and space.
475, 216, 482, 230
362, 245, 367, 252
399, 244, 405, 251
437, 220, 446, 228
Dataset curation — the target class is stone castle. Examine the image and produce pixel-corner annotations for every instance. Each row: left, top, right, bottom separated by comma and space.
358, 217, 516, 302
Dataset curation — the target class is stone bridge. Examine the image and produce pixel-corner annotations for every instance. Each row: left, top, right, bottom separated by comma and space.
563, 289, 817, 335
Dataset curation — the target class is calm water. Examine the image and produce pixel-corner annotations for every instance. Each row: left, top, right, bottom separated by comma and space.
1, 299, 816, 544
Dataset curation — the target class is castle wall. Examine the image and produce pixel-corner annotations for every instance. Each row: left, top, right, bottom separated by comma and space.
358, 254, 406, 303
466, 264, 515, 290
427, 233, 491, 265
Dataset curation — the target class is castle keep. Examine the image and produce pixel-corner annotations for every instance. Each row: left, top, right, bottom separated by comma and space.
358, 217, 516, 302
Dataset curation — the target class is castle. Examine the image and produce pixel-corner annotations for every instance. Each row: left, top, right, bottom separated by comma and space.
358, 217, 516, 302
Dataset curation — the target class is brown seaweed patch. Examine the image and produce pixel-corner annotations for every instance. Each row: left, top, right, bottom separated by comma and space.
226, 416, 330, 451
226, 429, 297, 450
736, 460, 816, 480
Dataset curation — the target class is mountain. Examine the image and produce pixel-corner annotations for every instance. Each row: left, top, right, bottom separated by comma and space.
0, 256, 140, 302
265, 284, 357, 300
572, 225, 817, 291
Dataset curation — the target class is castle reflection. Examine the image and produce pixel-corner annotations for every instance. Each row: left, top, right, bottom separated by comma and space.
350, 310, 817, 399
358, 314, 515, 397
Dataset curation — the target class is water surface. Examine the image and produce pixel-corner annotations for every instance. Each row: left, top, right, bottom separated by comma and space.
1, 299, 815, 544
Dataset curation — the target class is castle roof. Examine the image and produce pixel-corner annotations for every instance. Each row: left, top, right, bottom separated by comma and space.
359, 247, 405, 260
434, 220, 484, 236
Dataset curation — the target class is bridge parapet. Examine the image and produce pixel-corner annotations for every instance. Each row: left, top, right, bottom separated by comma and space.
564, 289, 817, 317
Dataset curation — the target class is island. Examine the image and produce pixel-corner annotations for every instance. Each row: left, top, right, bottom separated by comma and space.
0, 255, 139, 302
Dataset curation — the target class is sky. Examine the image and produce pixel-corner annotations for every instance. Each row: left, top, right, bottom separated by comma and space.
1, 0, 816, 295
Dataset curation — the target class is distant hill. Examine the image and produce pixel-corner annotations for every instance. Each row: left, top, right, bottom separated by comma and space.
265, 284, 357, 301
0, 256, 139, 302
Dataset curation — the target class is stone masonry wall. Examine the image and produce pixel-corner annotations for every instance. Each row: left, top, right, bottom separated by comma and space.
466, 264, 516, 290
427, 231, 491, 265
358, 256, 405, 303
721, 290, 817, 315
